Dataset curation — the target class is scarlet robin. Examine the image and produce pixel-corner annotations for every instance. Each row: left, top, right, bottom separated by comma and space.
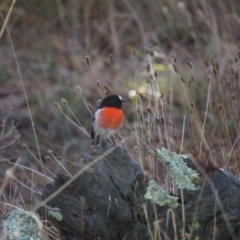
91, 94, 127, 146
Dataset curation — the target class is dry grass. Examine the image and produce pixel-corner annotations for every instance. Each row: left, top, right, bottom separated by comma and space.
1, 0, 240, 239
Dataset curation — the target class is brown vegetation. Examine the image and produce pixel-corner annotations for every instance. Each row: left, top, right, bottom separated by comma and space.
1, 0, 240, 239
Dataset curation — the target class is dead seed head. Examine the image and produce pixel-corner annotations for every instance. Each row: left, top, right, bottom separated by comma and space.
47, 149, 53, 155
97, 99, 102, 106
227, 81, 232, 90
118, 135, 122, 141
154, 70, 158, 77
235, 57, 238, 63
149, 48, 154, 56
0, 158, 9, 164
235, 71, 239, 81
6, 169, 16, 181
191, 74, 195, 82
44, 155, 53, 162
97, 81, 101, 88
186, 60, 193, 69
15, 133, 21, 140
171, 52, 177, 63
143, 47, 150, 54
180, 77, 185, 83
235, 118, 239, 124
220, 78, 224, 85
21, 144, 28, 150
109, 54, 114, 63
210, 55, 214, 64
205, 59, 209, 68
136, 107, 140, 114
104, 84, 112, 94
211, 62, 215, 68
75, 85, 81, 92
213, 68, 217, 78
218, 103, 222, 112
54, 102, 62, 112
147, 149, 154, 156
173, 135, 178, 141
219, 140, 224, 147
173, 64, 178, 73
146, 63, 151, 73
27, 179, 32, 186
132, 48, 136, 56
231, 68, 235, 78
11, 120, 15, 127
160, 117, 164, 125
133, 146, 139, 152
138, 92, 148, 101
85, 56, 91, 66
104, 91, 109, 96
61, 98, 68, 106
146, 107, 152, 114
155, 117, 161, 125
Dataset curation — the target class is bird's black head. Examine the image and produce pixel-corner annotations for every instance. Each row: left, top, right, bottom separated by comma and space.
99, 94, 126, 109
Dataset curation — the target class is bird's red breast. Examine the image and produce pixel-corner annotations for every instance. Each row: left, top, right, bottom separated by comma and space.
96, 107, 124, 130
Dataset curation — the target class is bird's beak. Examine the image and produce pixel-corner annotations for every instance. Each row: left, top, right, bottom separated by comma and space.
122, 98, 127, 102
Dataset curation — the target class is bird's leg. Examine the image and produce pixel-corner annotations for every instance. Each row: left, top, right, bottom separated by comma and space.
92, 135, 100, 146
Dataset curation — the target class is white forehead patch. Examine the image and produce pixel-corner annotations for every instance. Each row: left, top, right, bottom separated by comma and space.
118, 95, 122, 101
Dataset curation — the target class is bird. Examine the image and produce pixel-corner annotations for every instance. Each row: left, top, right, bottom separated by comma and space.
91, 94, 127, 146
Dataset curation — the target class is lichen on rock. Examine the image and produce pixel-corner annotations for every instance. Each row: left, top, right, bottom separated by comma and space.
155, 148, 199, 190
